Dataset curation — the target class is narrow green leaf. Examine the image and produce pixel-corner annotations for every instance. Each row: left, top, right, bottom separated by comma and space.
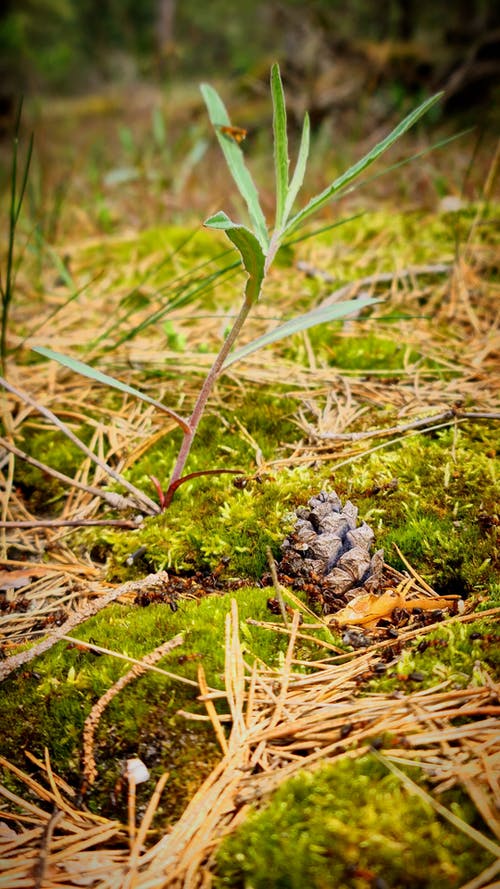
285, 92, 443, 236
283, 112, 310, 223
223, 295, 379, 368
32, 347, 191, 433
200, 84, 268, 249
204, 212, 265, 304
270, 63, 289, 229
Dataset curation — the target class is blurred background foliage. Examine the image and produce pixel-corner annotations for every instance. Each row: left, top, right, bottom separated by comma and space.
1, 0, 499, 126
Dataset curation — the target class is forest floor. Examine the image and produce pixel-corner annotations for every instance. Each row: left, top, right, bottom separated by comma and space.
0, 79, 499, 888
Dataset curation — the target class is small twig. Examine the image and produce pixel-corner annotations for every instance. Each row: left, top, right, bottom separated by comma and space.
0, 435, 141, 512
33, 808, 64, 889
312, 409, 500, 442
127, 774, 137, 849
0, 377, 159, 514
83, 634, 184, 786
0, 518, 141, 528
266, 545, 288, 627
0, 571, 172, 682
124, 770, 170, 889
198, 663, 229, 755
297, 261, 452, 300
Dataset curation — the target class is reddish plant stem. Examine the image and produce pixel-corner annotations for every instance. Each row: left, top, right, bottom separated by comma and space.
165, 294, 254, 500
163, 230, 283, 509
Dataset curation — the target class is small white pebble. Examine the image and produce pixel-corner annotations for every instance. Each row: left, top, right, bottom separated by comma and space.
126, 758, 150, 785
439, 195, 465, 213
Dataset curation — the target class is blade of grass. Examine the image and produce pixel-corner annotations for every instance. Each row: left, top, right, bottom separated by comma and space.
283, 112, 310, 224
283, 212, 364, 247
284, 92, 443, 236
32, 346, 191, 433
1, 100, 34, 373
200, 83, 269, 249
223, 295, 379, 368
108, 259, 241, 350
281, 131, 470, 252
271, 63, 289, 229
89, 226, 207, 349
329, 128, 473, 206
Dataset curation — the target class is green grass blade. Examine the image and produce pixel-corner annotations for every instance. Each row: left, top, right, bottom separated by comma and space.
204, 212, 265, 304
110, 262, 240, 350
285, 92, 443, 237
14, 132, 34, 226
283, 112, 310, 223
32, 346, 191, 432
200, 84, 268, 249
283, 212, 364, 247
271, 63, 289, 229
223, 295, 379, 368
328, 128, 472, 203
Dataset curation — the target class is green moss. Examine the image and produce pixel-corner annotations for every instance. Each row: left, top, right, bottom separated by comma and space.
88, 386, 309, 578
288, 327, 425, 372
0, 586, 293, 824
102, 469, 309, 578
214, 755, 493, 888
334, 425, 498, 595
10, 429, 90, 513
367, 618, 499, 694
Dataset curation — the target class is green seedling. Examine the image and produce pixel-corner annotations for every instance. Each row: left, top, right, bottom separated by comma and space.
16, 64, 441, 513
0, 100, 34, 374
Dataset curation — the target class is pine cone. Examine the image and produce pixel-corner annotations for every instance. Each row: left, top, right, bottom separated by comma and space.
279, 491, 384, 614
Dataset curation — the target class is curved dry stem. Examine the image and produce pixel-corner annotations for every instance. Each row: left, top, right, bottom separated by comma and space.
0, 376, 159, 515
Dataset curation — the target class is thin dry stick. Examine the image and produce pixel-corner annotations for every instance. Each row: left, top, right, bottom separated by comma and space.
0, 434, 142, 513
82, 634, 184, 786
127, 779, 137, 850
25, 750, 78, 800
0, 518, 141, 528
268, 610, 301, 730
266, 545, 288, 627
0, 377, 160, 514
33, 809, 64, 889
297, 261, 452, 295
311, 408, 500, 441
225, 599, 246, 745
124, 771, 170, 889
0, 450, 14, 558
198, 663, 228, 755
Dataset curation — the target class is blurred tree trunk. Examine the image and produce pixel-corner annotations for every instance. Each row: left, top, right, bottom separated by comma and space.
156, 0, 177, 76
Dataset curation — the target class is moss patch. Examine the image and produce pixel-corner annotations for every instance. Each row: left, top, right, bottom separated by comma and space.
333, 424, 499, 596
214, 755, 494, 888
0, 586, 294, 825
367, 617, 499, 694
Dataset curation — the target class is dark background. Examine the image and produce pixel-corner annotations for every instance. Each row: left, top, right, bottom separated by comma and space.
1, 0, 499, 125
